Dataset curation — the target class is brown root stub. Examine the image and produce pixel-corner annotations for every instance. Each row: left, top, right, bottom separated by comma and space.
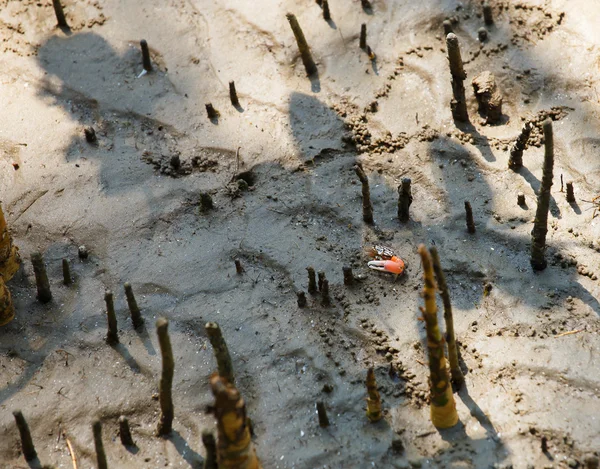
464, 201, 475, 234
124, 282, 144, 329
322, 0, 331, 21
205, 322, 235, 385
365, 367, 382, 422
13, 410, 37, 462
446, 33, 469, 123
366, 45, 375, 61
397, 177, 413, 223
31, 252, 52, 303
92, 420, 108, 469
541, 435, 548, 452
156, 318, 175, 436
517, 192, 526, 206
140, 39, 152, 72
210, 374, 262, 469
170, 155, 181, 169
78, 245, 88, 259
229, 81, 240, 108
443, 20, 453, 35
584, 455, 599, 469
321, 279, 331, 306
483, 1, 493, 25
361, 0, 372, 11
206, 103, 220, 120
306, 266, 317, 294
202, 430, 218, 469
316, 401, 330, 427
306, 266, 318, 295
430, 247, 464, 390
478, 27, 488, 42
199, 192, 214, 212
317, 271, 325, 292
342, 266, 354, 286
508, 121, 532, 170
84, 126, 97, 144
566, 181, 575, 203
354, 163, 374, 224
286, 13, 318, 76
235, 259, 245, 275
62, 258, 72, 285
530, 119, 554, 271
472, 71, 503, 125
0, 277, 15, 327
359, 24, 367, 50
296, 291, 307, 307
118, 416, 135, 447
418, 245, 459, 429
52, 0, 68, 28
0, 203, 21, 281
104, 290, 119, 345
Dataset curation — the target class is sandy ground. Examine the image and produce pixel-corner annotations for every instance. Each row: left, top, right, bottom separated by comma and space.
0, 0, 599, 468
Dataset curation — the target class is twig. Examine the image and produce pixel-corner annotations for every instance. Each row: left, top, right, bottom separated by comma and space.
554, 329, 584, 338
267, 208, 286, 215
232, 146, 241, 181
63, 432, 79, 469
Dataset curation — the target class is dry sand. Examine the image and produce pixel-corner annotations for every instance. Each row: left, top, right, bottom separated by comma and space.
1, 0, 599, 467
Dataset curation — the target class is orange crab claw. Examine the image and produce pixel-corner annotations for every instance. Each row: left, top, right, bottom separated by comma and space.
368, 259, 405, 275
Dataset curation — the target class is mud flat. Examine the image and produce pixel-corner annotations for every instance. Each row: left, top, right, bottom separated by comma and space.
0, 0, 599, 468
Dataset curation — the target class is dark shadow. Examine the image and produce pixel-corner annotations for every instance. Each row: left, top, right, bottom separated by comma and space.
25, 456, 44, 469
35, 31, 179, 198
543, 445, 555, 461
435, 417, 509, 468
136, 322, 157, 356
111, 343, 141, 373
168, 430, 204, 469
438, 419, 469, 443
455, 121, 496, 162
365, 416, 391, 433
456, 345, 469, 379
569, 201, 582, 215
125, 443, 140, 455
458, 385, 499, 438
310, 72, 321, 93
288, 92, 346, 160
518, 166, 561, 219
370, 56, 379, 76
424, 136, 600, 319
58, 25, 72, 36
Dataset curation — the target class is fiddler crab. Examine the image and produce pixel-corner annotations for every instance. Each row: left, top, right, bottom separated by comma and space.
366, 245, 405, 277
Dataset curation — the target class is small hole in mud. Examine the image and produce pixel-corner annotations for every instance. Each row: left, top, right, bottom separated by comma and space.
235, 170, 256, 186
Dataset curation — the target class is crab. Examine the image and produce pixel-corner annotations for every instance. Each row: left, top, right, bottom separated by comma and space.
366, 245, 405, 276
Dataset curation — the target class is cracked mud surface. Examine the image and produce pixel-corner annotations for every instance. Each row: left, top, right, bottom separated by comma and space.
0, 0, 599, 468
